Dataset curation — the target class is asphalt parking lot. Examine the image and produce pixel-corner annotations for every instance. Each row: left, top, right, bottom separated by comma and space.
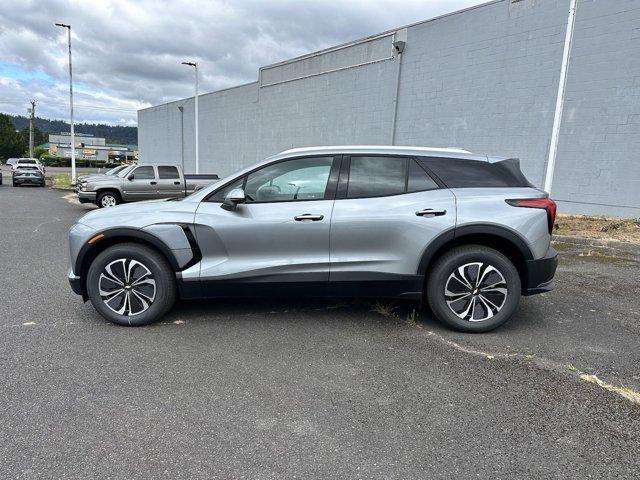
0, 183, 638, 479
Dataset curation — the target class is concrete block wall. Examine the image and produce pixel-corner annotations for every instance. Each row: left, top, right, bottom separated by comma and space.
139, 0, 640, 217
552, 0, 640, 216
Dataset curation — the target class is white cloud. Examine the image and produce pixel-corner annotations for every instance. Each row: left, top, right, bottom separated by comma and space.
0, 0, 483, 125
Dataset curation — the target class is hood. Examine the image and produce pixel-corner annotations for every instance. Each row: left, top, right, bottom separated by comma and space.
78, 173, 106, 181
85, 175, 121, 184
78, 198, 198, 230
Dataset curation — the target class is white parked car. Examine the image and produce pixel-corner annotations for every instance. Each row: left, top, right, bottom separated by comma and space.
12, 158, 45, 174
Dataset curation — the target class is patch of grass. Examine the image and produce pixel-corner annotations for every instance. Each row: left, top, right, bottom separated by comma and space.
405, 309, 418, 326
52, 173, 74, 189
555, 214, 640, 244
371, 302, 399, 319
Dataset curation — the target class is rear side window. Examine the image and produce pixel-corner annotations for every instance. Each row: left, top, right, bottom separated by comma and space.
408, 159, 439, 192
347, 156, 407, 198
158, 166, 179, 179
346, 156, 438, 198
421, 158, 532, 188
133, 166, 155, 180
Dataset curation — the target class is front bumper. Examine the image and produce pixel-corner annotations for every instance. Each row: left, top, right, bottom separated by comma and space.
77, 191, 97, 203
523, 246, 558, 295
68, 268, 84, 296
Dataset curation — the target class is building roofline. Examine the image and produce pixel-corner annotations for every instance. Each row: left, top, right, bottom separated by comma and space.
260, 0, 500, 70
138, 0, 501, 113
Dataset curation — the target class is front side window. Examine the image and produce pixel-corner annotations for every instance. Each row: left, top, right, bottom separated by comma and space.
244, 157, 333, 203
133, 166, 155, 180
208, 177, 245, 203
158, 166, 180, 179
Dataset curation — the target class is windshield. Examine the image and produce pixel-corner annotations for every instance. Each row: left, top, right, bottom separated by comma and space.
115, 165, 135, 177
105, 165, 126, 176
18, 159, 37, 164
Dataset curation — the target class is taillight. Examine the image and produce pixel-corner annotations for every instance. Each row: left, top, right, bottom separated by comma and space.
506, 198, 557, 234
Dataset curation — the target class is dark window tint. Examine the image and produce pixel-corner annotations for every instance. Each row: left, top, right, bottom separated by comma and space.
347, 156, 407, 198
133, 166, 155, 180
158, 166, 179, 179
208, 177, 244, 202
244, 157, 333, 202
422, 158, 532, 188
407, 159, 438, 192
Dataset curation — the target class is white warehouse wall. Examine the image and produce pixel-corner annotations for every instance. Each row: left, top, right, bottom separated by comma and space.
138, 0, 640, 217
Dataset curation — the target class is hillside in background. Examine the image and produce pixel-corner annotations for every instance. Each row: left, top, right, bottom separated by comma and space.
8, 114, 138, 145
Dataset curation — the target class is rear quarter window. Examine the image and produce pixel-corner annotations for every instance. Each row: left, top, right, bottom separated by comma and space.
420, 158, 532, 188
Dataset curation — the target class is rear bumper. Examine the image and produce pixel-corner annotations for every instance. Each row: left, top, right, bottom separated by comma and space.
523, 246, 558, 296
14, 176, 44, 184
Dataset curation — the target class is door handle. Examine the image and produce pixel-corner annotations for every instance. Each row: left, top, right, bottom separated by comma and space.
416, 208, 447, 217
294, 213, 324, 221
174, 181, 181, 185
150, 181, 157, 185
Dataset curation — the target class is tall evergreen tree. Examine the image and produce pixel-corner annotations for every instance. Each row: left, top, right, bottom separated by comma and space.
0, 114, 26, 160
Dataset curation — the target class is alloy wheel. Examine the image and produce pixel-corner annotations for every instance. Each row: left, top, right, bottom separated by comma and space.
101, 195, 117, 207
444, 262, 507, 322
98, 258, 156, 316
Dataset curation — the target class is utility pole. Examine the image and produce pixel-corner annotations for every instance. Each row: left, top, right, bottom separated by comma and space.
28, 100, 36, 158
55, 23, 76, 184
181, 61, 199, 174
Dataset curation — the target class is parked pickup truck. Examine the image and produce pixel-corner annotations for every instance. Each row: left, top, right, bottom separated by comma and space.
77, 164, 218, 208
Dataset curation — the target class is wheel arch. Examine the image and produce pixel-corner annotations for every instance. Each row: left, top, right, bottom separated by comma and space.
96, 188, 122, 202
75, 228, 186, 299
418, 225, 534, 293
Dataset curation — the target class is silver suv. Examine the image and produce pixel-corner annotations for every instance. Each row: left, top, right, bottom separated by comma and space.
68, 146, 558, 332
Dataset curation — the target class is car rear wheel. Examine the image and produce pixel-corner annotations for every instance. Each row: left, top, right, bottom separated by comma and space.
86, 243, 176, 326
97, 191, 120, 208
426, 245, 521, 333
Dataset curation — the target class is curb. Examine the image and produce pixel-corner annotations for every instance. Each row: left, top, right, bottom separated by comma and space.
552, 234, 640, 255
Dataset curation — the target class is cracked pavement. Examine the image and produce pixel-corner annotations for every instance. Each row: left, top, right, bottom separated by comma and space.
0, 182, 638, 479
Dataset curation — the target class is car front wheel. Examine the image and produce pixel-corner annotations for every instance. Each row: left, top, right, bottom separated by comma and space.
97, 191, 120, 208
86, 243, 176, 326
426, 245, 521, 333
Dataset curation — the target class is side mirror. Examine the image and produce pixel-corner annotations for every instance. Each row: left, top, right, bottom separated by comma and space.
221, 187, 246, 211
127, 173, 135, 181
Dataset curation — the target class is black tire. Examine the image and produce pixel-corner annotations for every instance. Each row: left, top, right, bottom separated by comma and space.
426, 245, 521, 333
96, 190, 120, 208
86, 243, 176, 326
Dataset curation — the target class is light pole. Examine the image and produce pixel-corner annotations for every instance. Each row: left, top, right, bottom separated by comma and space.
55, 22, 76, 184
178, 105, 185, 172
181, 61, 199, 174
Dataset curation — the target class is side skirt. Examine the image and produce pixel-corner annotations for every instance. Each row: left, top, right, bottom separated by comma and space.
178, 275, 424, 300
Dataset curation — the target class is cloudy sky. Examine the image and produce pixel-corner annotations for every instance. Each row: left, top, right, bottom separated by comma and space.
0, 0, 483, 125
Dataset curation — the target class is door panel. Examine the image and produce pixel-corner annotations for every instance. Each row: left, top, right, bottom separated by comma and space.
329, 189, 456, 282
193, 155, 339, 295
122, 166, 158, 200
194, 200, 334, 289
156, 166, 184, 198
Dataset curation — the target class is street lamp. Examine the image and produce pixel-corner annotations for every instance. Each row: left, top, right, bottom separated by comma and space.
181, 61, 199, 174
55, 22, 76, 184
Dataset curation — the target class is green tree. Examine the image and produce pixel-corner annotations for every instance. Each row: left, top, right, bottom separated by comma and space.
19, 126, 48, 148
0, 113, 26, 161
